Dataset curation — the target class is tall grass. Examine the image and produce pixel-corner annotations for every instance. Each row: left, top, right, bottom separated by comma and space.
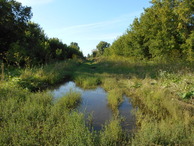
94, 57, 194, 145
74, 75, 101, 89
1, 57, 194, 145
100, 118, 125, 146
17, 60, 79, 91
107, 89, 123, 111
55, 90, 82, 110
0, 81, 94, 145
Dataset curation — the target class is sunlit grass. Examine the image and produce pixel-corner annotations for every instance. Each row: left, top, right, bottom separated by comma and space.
107, 89, 123, 111
0, 82, 93, 145
74, 75, 101, 89
100, 118, 124, 146
17, 60, 79, 91
1, 57, 194, 145
55, 90, 81, 110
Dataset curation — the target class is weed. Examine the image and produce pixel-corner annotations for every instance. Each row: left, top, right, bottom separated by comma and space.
100, 118, 125, 146
107, 89, 123, 111
74, 76, 101, 89
55, 90, 82, 110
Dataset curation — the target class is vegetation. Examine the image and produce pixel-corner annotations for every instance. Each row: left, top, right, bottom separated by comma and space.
55, 90, 82, 109
0, 82, 94, 145
107, 89, 123, 111
100, 119, 125, 146
1, 0, 194, 145
104, 0, 194, 62
0, 0, 83, 67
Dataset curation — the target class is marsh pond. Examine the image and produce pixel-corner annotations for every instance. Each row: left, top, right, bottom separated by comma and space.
51, 81, 136, 131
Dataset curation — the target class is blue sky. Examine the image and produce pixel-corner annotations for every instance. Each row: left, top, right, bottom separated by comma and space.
17, 0, 151, 56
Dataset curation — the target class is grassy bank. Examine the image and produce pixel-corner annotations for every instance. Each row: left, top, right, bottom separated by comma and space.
2, 60, 81, 91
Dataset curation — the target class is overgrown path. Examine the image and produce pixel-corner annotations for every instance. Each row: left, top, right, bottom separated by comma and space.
1, 59, 194, 145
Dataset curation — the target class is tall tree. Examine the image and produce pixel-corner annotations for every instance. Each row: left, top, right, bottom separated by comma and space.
0, 0, 32, 61
69, 42, 80, 51
96, 41, 110, 55
107, 0, 194, 61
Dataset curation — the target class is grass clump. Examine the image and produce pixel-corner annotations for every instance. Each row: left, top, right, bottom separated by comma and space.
74, 75, 101, 89
102, 78, 119, 91
17, 60, 79, 91
55, 90, 82, 110
100, 118, 127, 146
132, 116, 194, 145
107, 89, 123, 111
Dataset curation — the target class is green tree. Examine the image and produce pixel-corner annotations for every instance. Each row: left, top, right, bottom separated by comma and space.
106, 0, 194, 61
69, 42, 80, 51
0, 0, 32, 61
96, 41, 110, 55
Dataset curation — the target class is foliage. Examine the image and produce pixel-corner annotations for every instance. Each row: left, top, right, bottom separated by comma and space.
100, 119, 125, 146
104, 0, 194, 62
96, 41, 110, 56
55, 90, 82, 110
1, 58, 194, 145
0, 82, 94, 145
16, 60, 79, 91
107, 89, 123, 111
74, 75, 101, 89
0, 0, 32, 61
0, 0, 83, 67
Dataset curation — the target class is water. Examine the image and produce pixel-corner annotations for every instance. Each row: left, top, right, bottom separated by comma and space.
51, 81, 135, 131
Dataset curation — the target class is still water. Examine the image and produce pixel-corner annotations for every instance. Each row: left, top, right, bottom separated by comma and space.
51, 81, 135, 131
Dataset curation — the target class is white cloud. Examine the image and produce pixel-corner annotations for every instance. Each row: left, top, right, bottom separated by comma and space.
17, 0, 54, 6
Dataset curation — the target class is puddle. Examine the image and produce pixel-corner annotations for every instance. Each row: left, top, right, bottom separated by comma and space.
51, 81, 135, 131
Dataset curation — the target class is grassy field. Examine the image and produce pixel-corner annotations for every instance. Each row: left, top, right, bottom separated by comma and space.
0, 57, 194, 145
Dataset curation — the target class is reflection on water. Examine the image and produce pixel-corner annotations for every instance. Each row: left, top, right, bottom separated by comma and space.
51, 81, 135, 131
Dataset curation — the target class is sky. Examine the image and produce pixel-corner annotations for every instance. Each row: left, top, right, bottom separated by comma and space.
17, 0, 152, 56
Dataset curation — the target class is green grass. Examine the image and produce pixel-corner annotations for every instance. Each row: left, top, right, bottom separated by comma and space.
0, 81, 94, 145
1, 57, 194, 145
10, 60, 80, 91
107, 89, 123, 111
55, 90, 82, 110
74, 75, 101, 89
100, 118, 126, 146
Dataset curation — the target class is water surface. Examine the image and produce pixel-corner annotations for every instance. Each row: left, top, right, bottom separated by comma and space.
51, 81, 135, 131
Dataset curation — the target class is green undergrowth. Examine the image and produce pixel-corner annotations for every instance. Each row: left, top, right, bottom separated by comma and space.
0, 82, 94, 145
76, 58, 194, 145
100, 118, 128, 146
55, 90, 82, 110
1, 57, 194, 145
0, 79, 127, 145
107, 89, 123, 111
74, 75, 101, 89
3, 60, 81, 91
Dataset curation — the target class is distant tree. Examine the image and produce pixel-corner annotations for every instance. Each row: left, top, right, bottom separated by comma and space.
48, 38, 68, 60
91, 49, 98, 58
68, 42, 83, 59
87, 54, 91, 58
69, 42, 80, 51
96, 41, 110, 55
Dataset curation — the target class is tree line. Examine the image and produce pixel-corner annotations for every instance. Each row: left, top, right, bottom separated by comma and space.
98, 0, 194, 62
0, 0, 83, 67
